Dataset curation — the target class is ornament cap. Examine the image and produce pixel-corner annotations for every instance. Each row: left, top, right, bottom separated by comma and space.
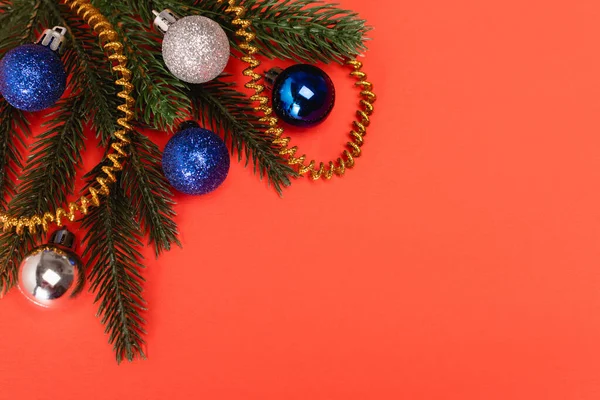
49, 227, 76, 250
265, 67, 284, 90
178, 120, 201, 132
37, 26, 67, 53
153, 9, 179, 35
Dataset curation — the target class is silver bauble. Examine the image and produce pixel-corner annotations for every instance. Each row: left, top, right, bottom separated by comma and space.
17, 228, 84, 308
160, 14, 230, 84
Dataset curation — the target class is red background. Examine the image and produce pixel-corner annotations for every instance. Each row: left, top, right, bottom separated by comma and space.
4, 0, 600, 398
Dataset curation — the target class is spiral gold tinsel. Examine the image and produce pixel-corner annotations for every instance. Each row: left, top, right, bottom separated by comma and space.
1, 0, 375, 234
0, 0, 135, 235
217, 0, 377, 180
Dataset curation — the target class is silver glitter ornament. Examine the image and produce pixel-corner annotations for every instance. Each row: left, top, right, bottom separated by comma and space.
18, 227, 84, 308
153, 9, 230, 84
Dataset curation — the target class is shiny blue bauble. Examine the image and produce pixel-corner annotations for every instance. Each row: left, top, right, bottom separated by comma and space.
0, 44, 67, 112
162, 122, 230, 195
271, 64, 335, 127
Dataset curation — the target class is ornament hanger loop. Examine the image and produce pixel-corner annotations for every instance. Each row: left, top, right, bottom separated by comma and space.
37, 26, 67, 53
152, 9, 178, 34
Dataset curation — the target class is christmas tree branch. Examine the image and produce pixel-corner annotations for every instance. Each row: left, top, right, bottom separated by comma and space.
81, 175, 147, 363
0, 100, 34, 296
93, 0, 192, 131
0, 100, 28, 207
122, 131, 181, 256
93, 0, 297, 192
0, 95, 86, 292
0, 0, 52, 297
0, 232, 35, 296
10, 95, 86, 216
242, 0, 371, 63
143, 0, 370, 64
0, 0, 372, 361
190, 78, 296, 194
42, 0, 119, 145
0, 0, 46, 48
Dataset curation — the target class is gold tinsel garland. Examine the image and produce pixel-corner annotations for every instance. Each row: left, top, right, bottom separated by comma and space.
0, 0, 376, 235
217, 0, 377, 180
0, 0, 134, 235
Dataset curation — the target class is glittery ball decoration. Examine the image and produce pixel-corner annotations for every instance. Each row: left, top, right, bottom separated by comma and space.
0, 44, 66, 112
271, 64, 336, 127
18, 228, 83, 308
162, 122, 230, 195
162, 15, 230, 84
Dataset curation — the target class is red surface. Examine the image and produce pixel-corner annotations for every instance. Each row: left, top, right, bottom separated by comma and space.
4, 0, 600, 398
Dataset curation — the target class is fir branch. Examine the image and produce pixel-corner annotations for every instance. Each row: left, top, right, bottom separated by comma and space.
144, 0, 370, 64
81, 176, 147, 363
10, 95, 86, 216
0, 231, 35, 296
93, 0, 192, 131
0, 0, 60, 295
191, 78, 296, 194
42, 0, 119, 145
122, 131, 181, 256
0, 100, 29, 207
0, 0, 49, 53
0, 99, 34, 296
242, 0, 371, 64
111, 0, 368, 64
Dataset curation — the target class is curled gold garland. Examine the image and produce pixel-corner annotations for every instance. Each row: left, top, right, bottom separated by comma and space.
217, 0, 376, 180
1, 0, 372, 234
0, 0, 134, 235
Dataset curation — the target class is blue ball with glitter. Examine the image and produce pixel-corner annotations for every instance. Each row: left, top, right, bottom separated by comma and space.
271, 64, 335, 127
162, 122, 230, 195
0, 44, 67, 112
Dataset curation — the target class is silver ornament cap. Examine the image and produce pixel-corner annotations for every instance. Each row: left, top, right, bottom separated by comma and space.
17, 227, 84, 308
37, 26, 67, 53
156, 11, 230, 84
153, 9, 178, 34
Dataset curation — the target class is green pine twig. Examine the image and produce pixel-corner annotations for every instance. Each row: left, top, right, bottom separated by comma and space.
93, 0, 192, 131
0, 100, 28, 207
191, 77, 296, 195
10, 95, 86, 216
0, 100, 33, 296
42, 0, 120, 145
122, 131, 181, 256
151, 0, 370, 64
81, 177, 147, 363
0, 232, 35, 296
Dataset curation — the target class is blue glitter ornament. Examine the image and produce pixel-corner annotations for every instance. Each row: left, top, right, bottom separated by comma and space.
162, 122, 230, 195
266, 64, 335, 127
0, 27, 67, 112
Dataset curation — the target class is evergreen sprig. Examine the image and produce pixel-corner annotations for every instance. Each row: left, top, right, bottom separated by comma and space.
243, 0, 371, 63
0, 0, 369, 361
0, 231, 35, 296
10, 95, 86, 216
122, 131, 181, 256
138, 0, 370, 64
0, 100, 28, 206
0, 100, 33, 295
81, 176, 147, 363
0, 95, 86, 293
94, 0, 192, 132
42, 0, 120, 145
190, 78, 296, 194
0, 0, 48, 50
0, 0, 50, 295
